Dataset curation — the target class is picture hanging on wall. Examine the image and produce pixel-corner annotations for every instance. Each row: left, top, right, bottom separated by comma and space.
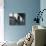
9, 12, 26, 25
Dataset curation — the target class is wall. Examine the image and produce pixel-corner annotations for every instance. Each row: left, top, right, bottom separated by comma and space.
40, 0, 46, 26
4, 0, 40, 42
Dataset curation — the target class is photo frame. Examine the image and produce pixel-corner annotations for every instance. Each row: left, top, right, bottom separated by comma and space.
9, 13, 26, 25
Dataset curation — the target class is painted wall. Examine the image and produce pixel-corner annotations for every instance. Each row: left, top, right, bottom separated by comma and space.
4, 0, 40, 42
40, 0, 46, 27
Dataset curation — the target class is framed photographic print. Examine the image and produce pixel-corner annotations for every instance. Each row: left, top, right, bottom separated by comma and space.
9, 13, 26, 25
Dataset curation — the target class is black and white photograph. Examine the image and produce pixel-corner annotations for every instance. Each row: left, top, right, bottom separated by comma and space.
9, 13, 26, 25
